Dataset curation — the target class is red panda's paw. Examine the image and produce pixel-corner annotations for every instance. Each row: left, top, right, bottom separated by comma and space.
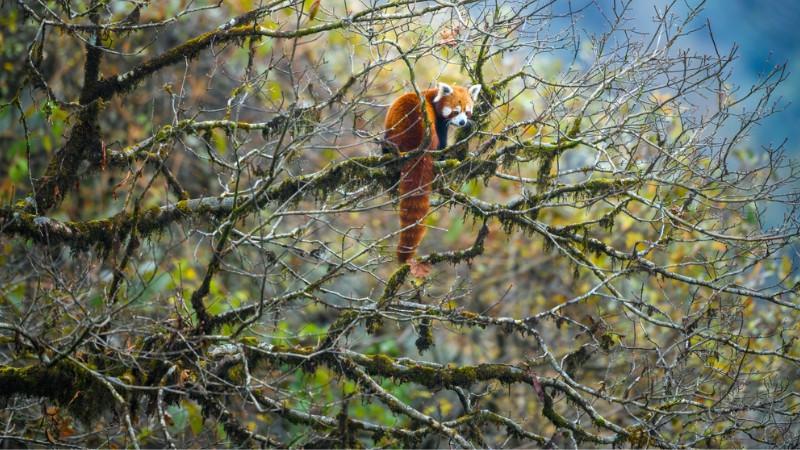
409, 259, 432, 278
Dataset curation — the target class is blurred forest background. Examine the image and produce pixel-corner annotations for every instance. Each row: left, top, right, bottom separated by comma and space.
1, 0, 800, 448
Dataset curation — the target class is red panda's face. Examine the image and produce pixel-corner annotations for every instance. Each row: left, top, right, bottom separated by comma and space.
433, 83, 482, 128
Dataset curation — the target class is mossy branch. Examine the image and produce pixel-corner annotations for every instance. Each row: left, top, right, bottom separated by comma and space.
450, 410, 547, 446
246, 343, 518, 390
88, 25, 335, 101
422, 220, 489, 266
3, 154, 499, 250
248, 389, 418, 442
86, 0, 470, 102
109, 112, 326, 166
489, 117, 583, 165
377, 264, 411, 309
0, 361, 117, 423
4, 154, 391, 247
444, 177, 638, 231
240, 344, 626, 443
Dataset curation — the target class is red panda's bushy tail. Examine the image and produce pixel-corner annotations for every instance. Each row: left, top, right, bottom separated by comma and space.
397, 153, 434, 263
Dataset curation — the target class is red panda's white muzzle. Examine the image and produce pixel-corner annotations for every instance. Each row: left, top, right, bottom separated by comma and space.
451, 112, 469, 127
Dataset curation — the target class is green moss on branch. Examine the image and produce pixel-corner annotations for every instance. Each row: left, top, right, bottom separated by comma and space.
250, 344, 532, 389
422, 220, 489, 266
89, 0, 454, 102
7, 154, 506, 252
0, 361, 116, 423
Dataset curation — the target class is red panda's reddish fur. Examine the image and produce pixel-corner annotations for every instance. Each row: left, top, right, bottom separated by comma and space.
384, 85, 476, 265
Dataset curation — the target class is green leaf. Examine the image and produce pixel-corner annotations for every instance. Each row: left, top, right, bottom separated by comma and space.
186, 400, 204, 435
8, 158, 27, 183
167, 404, 188, 434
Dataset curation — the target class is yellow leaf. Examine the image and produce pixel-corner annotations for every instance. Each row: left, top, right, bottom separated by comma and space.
184, 266, 197, 281
308, 0, 320, 20
779, 255, 792, 280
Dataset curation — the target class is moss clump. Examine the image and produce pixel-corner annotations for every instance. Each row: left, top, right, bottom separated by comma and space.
378, 264, 410, 308
415, 319, 434, 354
624, 425, 651, 448
224, 364, 245, 384
582, 178, 634, 195
598, 214, 615, 230
175, 200, 192, 214
459, 310, 479, 320
357, 355, 528, 389
365, 315, 384, 335
68, 218, 116, 250
0, 208, 119, 251
319, 310, 360, 349
438, 159, 462, 170
366, 354, 396, 377
0, 361, 117, 423
153, 124, 174, 142
446, 366, 478, 386
457, 310, 488, 329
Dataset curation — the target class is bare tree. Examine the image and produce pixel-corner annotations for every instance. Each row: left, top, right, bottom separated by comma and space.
1, 0, 799, 448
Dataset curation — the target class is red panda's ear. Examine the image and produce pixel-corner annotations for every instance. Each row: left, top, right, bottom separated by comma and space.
468, 84, 482, 100
433, 82, 453, 103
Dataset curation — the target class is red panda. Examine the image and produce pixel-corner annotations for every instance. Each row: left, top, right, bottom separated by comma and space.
384, 82, 481, 274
